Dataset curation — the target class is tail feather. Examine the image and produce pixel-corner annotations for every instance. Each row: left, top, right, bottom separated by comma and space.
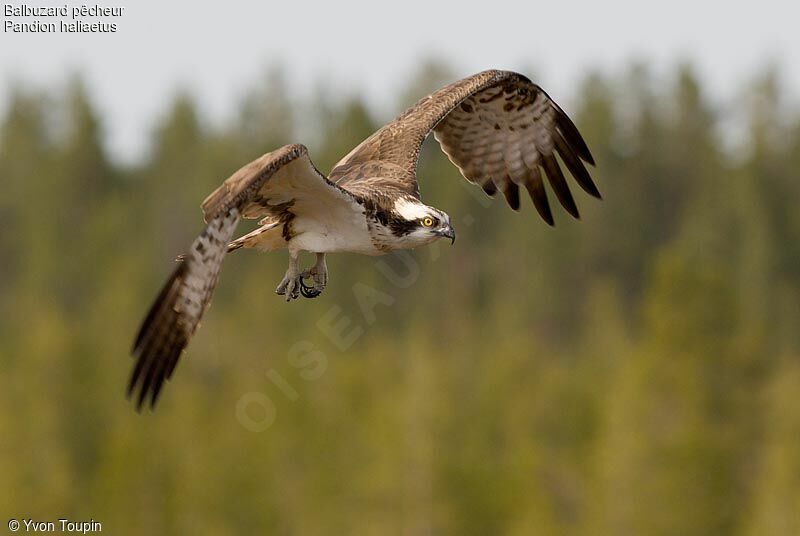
129, 208, 240, 410
226, 221, 283, 252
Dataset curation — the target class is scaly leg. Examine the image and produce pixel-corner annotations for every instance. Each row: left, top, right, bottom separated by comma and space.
275, 250, 303, 301
299, 253, 328, 299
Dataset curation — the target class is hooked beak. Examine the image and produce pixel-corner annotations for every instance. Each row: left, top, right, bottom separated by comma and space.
435, 225, 456, 245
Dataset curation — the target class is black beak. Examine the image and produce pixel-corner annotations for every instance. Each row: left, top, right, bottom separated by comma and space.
436, 225, 456, 245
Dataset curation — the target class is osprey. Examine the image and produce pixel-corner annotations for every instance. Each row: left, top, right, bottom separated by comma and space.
130, 70, 600, 409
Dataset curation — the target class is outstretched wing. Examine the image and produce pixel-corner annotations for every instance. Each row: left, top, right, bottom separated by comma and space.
130, 144, 350, 410
129, 208, 239, 411
330, 70, 599, 224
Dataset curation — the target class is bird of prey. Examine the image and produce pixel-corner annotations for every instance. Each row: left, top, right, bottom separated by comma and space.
129, 69, 600, 410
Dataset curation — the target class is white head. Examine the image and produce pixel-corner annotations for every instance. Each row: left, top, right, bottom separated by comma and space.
389, 198, 456, 246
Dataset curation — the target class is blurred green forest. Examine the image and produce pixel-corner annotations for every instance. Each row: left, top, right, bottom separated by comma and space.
2, 61, 799, 535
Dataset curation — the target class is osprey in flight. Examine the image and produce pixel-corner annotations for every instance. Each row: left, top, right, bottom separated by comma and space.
130, 70, 600, 409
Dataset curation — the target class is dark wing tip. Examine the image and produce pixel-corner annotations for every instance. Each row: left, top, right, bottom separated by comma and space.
501, 181, 521, 211
481, 180, 498, 197
554, 106, 595, 166
581, 148, 596, 167
553, 132, 602, 200
129, 260, 190, 411
524, 167, 554, 226
129, 324, 187, 412
541, 154, 580, 220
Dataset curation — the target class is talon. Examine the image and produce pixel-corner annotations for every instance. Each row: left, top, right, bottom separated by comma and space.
275, 281, 288, 295
277, 253, 327, 301
277, 252, 306, 301
299, 272, 321, 298
289, 279, 301, 301
277, 275, 301, 301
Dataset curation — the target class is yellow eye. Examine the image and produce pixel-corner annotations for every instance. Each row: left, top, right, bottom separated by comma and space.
422, 217, 434, 227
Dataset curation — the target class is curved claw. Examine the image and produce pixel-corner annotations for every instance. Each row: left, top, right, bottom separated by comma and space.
299, 273, 322, 298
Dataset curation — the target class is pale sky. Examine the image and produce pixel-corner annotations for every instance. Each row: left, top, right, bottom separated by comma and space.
1, 0, 797, 163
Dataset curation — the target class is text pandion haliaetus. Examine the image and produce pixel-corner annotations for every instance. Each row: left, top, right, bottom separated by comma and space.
129, 70, 600, 409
